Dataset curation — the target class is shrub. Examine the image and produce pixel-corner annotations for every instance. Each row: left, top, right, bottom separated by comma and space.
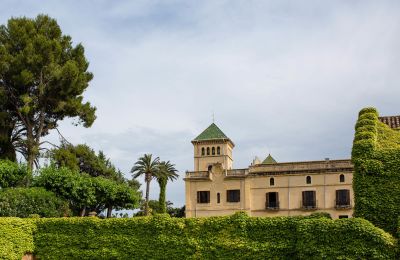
0, 160, 28, 188
0, 187, 70, 218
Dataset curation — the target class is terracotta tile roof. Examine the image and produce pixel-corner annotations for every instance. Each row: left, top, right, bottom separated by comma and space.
379, 116, 400, 129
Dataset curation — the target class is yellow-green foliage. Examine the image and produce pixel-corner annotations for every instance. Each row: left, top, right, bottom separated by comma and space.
352, 107, 400, 235
0, 218, 36, 260
1, 213, 396, 259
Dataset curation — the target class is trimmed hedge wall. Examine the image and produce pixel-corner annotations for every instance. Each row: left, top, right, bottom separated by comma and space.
352, 107, 400, 235
0, 218, 35, 260
0, 213, 396, 259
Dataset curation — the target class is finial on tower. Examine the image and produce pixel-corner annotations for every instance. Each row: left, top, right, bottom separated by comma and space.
212, 111, 215, 123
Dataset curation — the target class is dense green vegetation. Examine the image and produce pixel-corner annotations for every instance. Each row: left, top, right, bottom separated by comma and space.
0, 15, 96, 171
0, 218, 35, 260
0, 187, 69, 218
352, 107, 400, 235
1, 213, 396, 260
0, 160, 28, 188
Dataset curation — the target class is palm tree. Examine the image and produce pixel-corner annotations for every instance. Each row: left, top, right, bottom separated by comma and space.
156, 161, 179, 213
131, 154, 160, 216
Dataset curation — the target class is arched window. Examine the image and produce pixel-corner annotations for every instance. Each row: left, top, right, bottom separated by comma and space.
217, 146, 221, 155
212, 147, 215, 155
340, 174, 345, 183
270, 177, 275, 186
306, 176, 311, 184
207, 147, 210, 155
201, 147, 205, 156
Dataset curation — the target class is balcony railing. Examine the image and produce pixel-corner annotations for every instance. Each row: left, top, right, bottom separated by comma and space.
265, 201, 280, 210
225, 169, 247, 177
301, 200, 318, 210
185, 171, 209, 179
335, 200, 352, 209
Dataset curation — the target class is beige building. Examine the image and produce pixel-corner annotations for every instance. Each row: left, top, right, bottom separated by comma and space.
185, 123, 354, 219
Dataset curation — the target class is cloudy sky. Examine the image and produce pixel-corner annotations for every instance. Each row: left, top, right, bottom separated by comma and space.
2, 1, 400, 206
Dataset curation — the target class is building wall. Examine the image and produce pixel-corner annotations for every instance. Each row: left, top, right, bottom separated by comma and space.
193, 141, 234, 171
185, 163, 354, 219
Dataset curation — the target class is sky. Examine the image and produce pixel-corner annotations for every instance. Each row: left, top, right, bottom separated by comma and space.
1, 1, 400, 207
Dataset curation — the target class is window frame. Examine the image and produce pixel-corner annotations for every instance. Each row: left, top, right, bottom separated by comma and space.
197, 191, 210, 204
226, 189, 240, 203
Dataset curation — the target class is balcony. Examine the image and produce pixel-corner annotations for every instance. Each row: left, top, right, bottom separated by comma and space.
265, 201, 280, 210
225, 169, 248, 178
185, 171, 210, 179
335, 200, 352, 209
301, 200, 318, 210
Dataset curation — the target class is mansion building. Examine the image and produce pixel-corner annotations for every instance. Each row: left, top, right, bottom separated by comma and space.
184, 116, 400, 219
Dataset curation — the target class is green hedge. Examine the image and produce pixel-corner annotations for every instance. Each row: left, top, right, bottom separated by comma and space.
0, 218, 35, 260
0, 213, 396, 259
352, 107, 400, 235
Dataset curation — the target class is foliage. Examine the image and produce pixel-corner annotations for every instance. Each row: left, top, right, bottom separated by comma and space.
0, 218, 36, 260
156, 161, 178, 213
131, 154, 160, 216
0, 14, 96, 170
352, 107, 400, 235
49, 143, 123, 181
0, 187, 69, 217
0, 213, 393, 259
0, 159, 28, 188
134, 200, 184, 217
34, 166, 140, 216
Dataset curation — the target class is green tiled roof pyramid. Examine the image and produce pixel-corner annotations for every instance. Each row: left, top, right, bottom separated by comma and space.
262, 154, 277, 164
193, 123, 230, 141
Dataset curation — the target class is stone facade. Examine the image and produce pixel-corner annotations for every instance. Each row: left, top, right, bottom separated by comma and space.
184, 123, 354, 219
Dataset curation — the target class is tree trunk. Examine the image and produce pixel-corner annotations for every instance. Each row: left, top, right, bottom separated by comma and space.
145, 173, 151, 216
107, 205, 112, 218
158, 178, 167, 213
80, 207, 86, 217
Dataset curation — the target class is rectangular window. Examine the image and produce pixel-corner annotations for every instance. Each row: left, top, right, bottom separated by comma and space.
217, 193, 220, 204
266, 192, 279, 209
197, 191, 210, 203
339, 215, 348, 219
227, 190, 240, 202
336, 189, 350, 207
302, 191, 316, 209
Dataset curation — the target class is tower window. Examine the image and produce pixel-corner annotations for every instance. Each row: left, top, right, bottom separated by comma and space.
212, 147, 215, 155
270, 177, 275, 186
207, 147, 210, 155
306, 176, 311, 184
197, 191, 210, 204
339, 174, 345, 183
217, 146, 220, 155
201, 148, 205, 156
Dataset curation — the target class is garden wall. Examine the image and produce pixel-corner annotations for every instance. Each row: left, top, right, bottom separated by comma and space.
0, 213, 396, 259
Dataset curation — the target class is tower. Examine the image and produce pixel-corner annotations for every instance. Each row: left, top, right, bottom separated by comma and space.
191, 123, 234, 171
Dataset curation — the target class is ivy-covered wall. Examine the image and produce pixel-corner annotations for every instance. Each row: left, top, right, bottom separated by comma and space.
352, 107, 400, 235
1, 213, 396, 259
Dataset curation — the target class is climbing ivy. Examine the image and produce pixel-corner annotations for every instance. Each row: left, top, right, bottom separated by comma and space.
352, 107, 400, 235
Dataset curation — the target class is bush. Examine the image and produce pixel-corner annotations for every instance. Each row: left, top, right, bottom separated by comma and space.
0, 187, 70, 218
0, 160, 28, 188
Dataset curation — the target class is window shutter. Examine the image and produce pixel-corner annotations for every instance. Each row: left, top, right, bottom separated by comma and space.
336, 190, 340, 206
276, 192, 279, 208
345, 190, 350, 205
266, 193, 269, 207
197, 191, 200, 203
302, 191, 305, 207
312, 191, 316, 206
